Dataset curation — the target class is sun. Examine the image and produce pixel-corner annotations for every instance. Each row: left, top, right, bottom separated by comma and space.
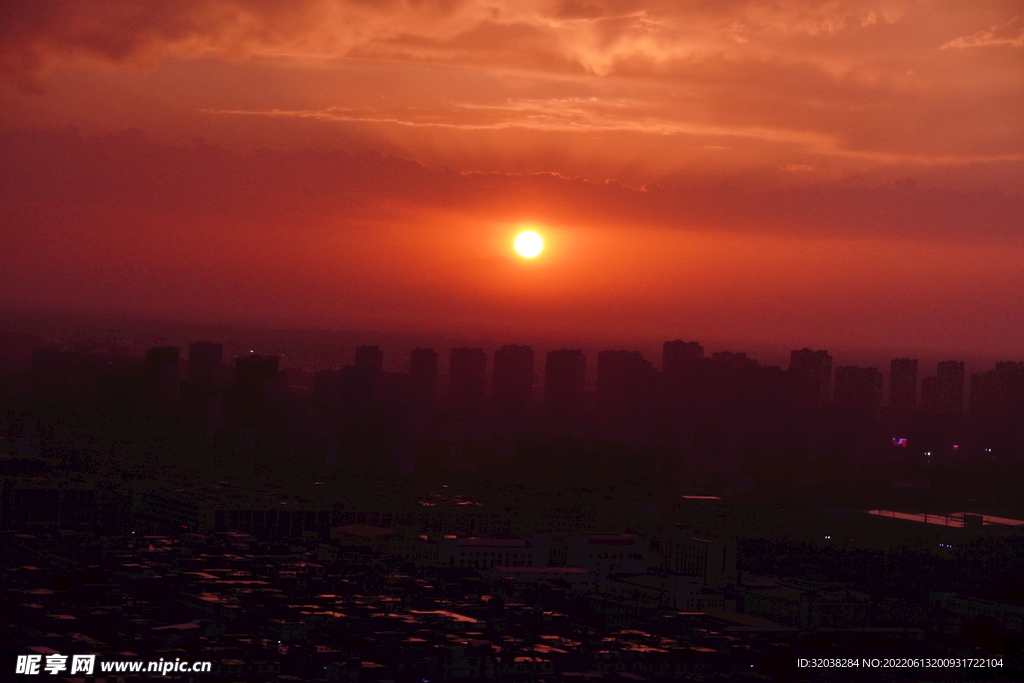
514, 231, 544, 258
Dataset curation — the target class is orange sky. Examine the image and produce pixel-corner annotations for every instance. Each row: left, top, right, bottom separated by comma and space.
1, 1, 1022, 354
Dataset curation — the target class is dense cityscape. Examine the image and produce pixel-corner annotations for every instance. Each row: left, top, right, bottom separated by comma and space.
1, 329, 1022, 681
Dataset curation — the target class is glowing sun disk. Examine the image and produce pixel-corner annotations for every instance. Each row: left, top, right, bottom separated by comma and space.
514, 231, 544, 258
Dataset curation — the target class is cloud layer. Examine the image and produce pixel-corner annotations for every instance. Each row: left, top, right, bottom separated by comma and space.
3, 0, 1020, 190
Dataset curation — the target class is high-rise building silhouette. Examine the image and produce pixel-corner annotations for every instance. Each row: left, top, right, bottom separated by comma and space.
921, 375, 940, 412
181, 342, 224, 441
492, 344, 534, 428
354, 345, 384, 376
409, 348, 438, 408
596, 350, 656, 428
969, 361, 1024, 418
345, 345, 384, 409
661, 340, 707, 416
889, 358, 918, 412
235, 354, 280, 387
834, 366, 883, 412
144, 346, 180, 407
313, 369, 339, 405
449, 347, 486, 415
788, 348, 833, 408
233, 354, 279, 429
663, 340, 704, 374
544, 349, 586, 428
936, 361, 965, 414
188, 341, 224, 388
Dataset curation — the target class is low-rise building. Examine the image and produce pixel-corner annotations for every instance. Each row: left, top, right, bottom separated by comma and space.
736, 576, 869, 629
399, 534, 548, 568
930, 592, 1024, 634
599, 571, 703, 610
486, 566, 597, 591
663, 526, 738, 588
566, 533, 647, 575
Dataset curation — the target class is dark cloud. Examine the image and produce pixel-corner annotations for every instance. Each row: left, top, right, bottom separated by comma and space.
0, 0, 470, 89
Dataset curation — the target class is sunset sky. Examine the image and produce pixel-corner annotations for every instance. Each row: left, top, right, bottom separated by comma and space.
1, 0, 1022, 355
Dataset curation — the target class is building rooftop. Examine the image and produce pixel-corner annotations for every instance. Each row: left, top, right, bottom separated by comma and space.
331, 524, 396, 539
586, 534, 639, 545
867, 510, 1024, 528
458, 538, 528, 548
492, 566, 590, 574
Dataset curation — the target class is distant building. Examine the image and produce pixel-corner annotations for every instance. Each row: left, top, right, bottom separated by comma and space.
290, 430, 339, 475
737, 578, 869, 629
664, 527, 737, 588
543, 349, 586, 427
937, 361, 966, 413
232, 354, 279, 429
354, 345, 384, 376
0, 475, 133, 533
596, 350, 656, 428
889, 358, 918, 412
788, 348, 832, 408
834, 366, 883, 412
661, 341, 708, 415
921, 375, 940, 412
138, 482, 331, 536
329, 523, 396, 550
566, 533, 648, 575
492, 344, 534, 429
969, 361, 1024, 418
930, 593, 1024, 635
663, 340, 704, 374
376, 406, 421, 474
922, 361, 965, 414
188, 341, 224, 388
335, 346, 383, 415
409, 348, 438, 408
144, 346, 180, 408
599, 572, 703, 610
449, 348, 486, 415
405, 535, 548, 568
487, 565, 597, 591
863, 509, 1024, 550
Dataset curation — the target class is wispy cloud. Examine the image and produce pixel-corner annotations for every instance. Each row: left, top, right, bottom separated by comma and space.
941, 16, 1024, 49
204, 100, 1024, 167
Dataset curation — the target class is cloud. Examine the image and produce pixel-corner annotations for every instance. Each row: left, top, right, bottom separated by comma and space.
0, 0, 487, 89
0, 0, 990, 88
204, 99, 837, 146
5, 1, 1018, 173
941, 16, 1024, 49
203, 100, 1023, 168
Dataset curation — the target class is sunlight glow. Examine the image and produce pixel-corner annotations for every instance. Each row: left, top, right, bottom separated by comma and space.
514, 231, 544, 258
